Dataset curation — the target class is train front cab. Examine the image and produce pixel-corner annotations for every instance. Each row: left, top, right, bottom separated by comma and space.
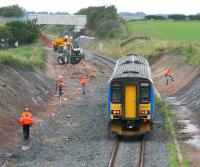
108, 79, 154, 136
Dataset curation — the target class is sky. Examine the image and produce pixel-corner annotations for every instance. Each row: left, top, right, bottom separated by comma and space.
0, 0, 200, 14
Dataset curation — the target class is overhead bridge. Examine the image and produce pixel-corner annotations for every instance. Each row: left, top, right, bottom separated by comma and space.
27, 14, 87, 32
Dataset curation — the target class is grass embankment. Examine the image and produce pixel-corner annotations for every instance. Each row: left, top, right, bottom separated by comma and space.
0, 43, 46, 70
155, 97, 188, 167
42, 25, 74, 38
88, 20, 200, 66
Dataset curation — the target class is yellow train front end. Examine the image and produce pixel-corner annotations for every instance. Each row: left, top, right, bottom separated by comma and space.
108, 81, 153, 136
107, 55, 154, 137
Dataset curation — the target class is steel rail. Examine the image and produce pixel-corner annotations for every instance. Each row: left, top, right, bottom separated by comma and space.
138, 135, 146, 167
85, 50, 116, 71
108, 138, 119, 167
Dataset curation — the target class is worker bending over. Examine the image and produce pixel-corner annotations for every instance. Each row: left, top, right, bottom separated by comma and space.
165, 67, 174, 85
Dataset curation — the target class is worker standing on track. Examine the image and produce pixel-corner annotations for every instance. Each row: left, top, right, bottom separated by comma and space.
80, 75, 88, 95
55, 75, 65, 103
165, 67, 174, 85
19, 107, 33, 140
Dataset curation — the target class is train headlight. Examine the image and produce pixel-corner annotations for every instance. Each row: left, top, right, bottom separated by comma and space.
140, 110, 149, 115
111, 110, 120, 115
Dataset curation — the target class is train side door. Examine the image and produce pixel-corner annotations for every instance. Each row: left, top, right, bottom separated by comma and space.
125, 85, 137, 119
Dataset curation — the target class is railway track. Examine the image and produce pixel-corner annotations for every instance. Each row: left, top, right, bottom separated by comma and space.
86, 50, 147, 167
108, 136, 146, 167
84, 50, 116, 71
138, 136, 146, 167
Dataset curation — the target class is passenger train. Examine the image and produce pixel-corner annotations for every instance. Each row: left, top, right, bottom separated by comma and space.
107, 54, 154, 136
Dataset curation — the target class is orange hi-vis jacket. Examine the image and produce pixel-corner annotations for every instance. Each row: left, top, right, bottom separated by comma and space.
19, 111, 33, 125
165, 67, 171, 77
80, 78, 87, 85
56, 80, 64, 87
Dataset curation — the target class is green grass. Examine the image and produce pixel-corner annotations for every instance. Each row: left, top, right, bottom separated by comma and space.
155, 97, 173, 131
127, 20, 200, 41
88, 38, 200, 65
168, 144, 179, 167
0, 43, 46, 70
168, 144, 189, 167
86, 20, 200, 66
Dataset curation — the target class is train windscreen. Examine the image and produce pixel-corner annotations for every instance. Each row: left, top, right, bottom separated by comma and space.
140, 83, 150, 103
111, 82, 122, 103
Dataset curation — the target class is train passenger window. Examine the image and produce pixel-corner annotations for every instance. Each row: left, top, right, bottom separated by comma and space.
140, 83, 150, 103
111, 82, 122, 103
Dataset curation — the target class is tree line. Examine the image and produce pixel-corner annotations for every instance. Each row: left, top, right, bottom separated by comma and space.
145, 14, 200, 20
0, 5, 24, 17
0, 20, 40, 48
77, 6, 121, 38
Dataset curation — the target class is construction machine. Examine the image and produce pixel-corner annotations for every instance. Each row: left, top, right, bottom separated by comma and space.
52, 35, 70, 53
57, 44, 85, 65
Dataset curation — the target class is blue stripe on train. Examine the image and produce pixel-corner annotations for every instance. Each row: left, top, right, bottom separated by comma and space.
107, 84, 111, 119
150, 84, 155, 119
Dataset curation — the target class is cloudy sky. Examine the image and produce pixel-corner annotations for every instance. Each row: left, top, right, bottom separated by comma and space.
1, 0, 200, 14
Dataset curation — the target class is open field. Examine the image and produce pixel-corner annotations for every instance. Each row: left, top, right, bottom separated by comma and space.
86, 20, 200, 66
0, 43, 46, 70
126, 20, 200, 41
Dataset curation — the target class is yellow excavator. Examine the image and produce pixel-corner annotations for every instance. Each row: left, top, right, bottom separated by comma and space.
52, 35, 70, 53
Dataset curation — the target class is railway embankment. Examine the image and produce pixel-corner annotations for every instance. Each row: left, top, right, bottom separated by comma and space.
0, 65, 53, 154
150, 52, 200, 166
0, 40, 56, 155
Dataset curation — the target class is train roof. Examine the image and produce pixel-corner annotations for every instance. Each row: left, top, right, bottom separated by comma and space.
109, 54, 153, 83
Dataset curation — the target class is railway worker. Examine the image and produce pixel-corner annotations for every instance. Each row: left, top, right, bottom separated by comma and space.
165, 67, 174, 85
80, 75, 88, 95
19, 107, 33, 140
55, 75, 65, 99
67, 43, 74, 52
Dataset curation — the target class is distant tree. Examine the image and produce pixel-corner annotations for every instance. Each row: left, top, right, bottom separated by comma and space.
96, 20, 121, 38
168, 14, 187, 20
145, 15, 166, 20
77, 5, 121, 38
0, 5, 24, 17
6, 20, 40, 45
27, 11, 36, 14
0, 27, 12, 48
188, 15, 200, 20
37, 11, 48, 14
55, 12, 69, 15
